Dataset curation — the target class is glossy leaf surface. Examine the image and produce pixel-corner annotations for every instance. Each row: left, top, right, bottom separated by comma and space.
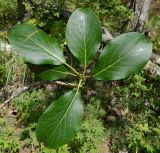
36, 90, 83, 148
66, 8, 101, 67
93, 32, 152, 80
8, 24, 65, 65
38, 65, 68, 80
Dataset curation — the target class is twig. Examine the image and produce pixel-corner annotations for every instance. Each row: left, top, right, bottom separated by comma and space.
0, 80, 77, 108
0, 86, 29, 108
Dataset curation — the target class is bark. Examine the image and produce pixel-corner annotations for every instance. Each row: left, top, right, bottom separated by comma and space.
17, 0, 26, 20
135, 0, 151, 32
128, 0, 151, 32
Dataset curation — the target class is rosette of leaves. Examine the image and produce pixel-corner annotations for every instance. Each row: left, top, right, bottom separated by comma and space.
8, 8, 152, 149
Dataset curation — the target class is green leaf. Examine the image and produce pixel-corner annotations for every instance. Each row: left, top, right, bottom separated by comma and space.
8, 24, 65, 65
36, 90, 83, 148
66, 8, 101, 68
93, 32, 152, 80
38, 65, 69, 80
27, 63, 54, 74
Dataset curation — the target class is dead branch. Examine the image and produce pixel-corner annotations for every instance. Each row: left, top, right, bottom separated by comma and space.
0, 86, 29, 108
0, 81, 77, 108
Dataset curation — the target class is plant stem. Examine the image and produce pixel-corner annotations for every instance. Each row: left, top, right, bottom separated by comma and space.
67, 72, 77, 77
22, 65, 27, 85
64, 62, 81, 78
83, 66, 86, 77
25, 35, 80, 78
5, 67, 12, 87
77, 79, 83, 91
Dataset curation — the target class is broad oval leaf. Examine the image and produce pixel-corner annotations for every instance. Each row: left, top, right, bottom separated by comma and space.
38, 65, 69, 80
93, 32, 152, 80
36, 90, 83, 148
8, 24, 65, 65
66, 8, 102, 67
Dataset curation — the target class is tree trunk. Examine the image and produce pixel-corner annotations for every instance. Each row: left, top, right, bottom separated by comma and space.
17, 0, 26, 20
128, 0, 151, 32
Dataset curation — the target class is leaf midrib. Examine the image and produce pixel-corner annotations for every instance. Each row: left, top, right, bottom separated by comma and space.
83, 16, 87, 74
94, 59, 120, 77
23, 33, 65, 64
46, 90, 79, 144
48, 69, 75, 77
94, 44, 139, 77
49, 69, 67, 75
